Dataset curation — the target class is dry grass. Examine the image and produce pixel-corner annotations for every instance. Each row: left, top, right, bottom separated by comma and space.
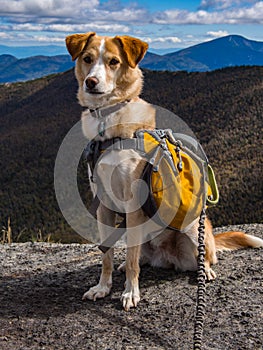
1, 217, 12, 244
34, 229, 53, 243
1, 218, 53, 244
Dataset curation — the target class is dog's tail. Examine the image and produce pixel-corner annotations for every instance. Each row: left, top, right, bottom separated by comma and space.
214, 231, 263, 251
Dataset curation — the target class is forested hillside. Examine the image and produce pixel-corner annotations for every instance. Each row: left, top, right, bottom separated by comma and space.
142, 67, 263, 228
0, 66, 262, 242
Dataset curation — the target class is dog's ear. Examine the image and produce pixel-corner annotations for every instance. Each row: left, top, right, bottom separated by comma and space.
65, 32, 96, 61
114, 36, 148, 68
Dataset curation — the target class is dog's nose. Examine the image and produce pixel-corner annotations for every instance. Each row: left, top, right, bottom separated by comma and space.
86, 77, 99, 90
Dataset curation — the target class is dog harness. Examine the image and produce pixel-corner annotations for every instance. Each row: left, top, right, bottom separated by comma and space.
85, 128, 219, 250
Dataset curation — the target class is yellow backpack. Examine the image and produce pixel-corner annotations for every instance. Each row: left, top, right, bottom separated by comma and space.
136, 129, 219, 231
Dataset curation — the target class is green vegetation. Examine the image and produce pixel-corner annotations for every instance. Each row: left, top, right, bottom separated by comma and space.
0, 67, 262, 242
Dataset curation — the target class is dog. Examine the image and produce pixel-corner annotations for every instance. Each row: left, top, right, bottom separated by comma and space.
66, 32, 263, 311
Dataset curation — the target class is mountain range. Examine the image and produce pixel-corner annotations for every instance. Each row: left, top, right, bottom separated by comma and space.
141, 35, 263, 71
0, 54, 73, 83
0, 66, 262, 242
0, 35, 262, 83
0, 44, 68, 58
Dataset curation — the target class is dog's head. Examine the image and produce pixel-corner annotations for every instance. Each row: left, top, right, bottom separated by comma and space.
65, 32, 148, 108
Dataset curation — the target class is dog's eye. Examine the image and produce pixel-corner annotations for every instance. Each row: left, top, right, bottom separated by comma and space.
84, 56, 92, 64
109, 58, 119, 66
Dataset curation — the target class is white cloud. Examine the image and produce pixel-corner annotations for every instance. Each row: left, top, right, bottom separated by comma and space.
200, 0, 233, 10
0, 31, 10, 39
1, 0, 262, 28
90, 8, 149, 23
11, 23, 45, 31
49, 23, 130, 33
231, 1, 263, 23
139, 36, 182, 49
0, 31, 66, 44
199, 0, 258, 10
153, 10, 216, 25
153, 2, 263, 24
0, 0, 99, 17
146, 37, 182, 44
33, 35, 65, 43
207, 30, 229, 37
0, 0, 147, 25
5, 23, 130, 34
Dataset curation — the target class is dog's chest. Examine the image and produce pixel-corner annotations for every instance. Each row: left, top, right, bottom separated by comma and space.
95, 149, 144, 212
82, 113, 107, 140
81, 110, 124, 140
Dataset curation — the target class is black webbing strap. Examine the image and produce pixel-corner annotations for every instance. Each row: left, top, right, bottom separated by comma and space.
98, 216, 127, 254
87, 195, 100, 218
85, 137, 144, 176
101, 137, 142, 153
87, 194, 127, 254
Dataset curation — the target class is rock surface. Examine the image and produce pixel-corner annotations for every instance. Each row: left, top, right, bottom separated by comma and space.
0, 224, 262, 350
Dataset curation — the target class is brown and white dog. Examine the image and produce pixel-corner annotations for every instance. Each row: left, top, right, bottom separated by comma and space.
66, 32, 263, 311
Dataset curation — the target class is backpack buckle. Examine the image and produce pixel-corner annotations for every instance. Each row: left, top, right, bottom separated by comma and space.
155, 129, 167, 139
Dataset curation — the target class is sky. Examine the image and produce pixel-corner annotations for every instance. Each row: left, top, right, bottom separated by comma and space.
0, 0, 262, 52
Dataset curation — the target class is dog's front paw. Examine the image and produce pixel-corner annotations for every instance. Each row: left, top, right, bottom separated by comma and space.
121, 286, 140, 311
82, 283, 111, 301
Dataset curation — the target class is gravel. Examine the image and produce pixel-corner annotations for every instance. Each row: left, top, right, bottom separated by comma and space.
0, 224, 262, 350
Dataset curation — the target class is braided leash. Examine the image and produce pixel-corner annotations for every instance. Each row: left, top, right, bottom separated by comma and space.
193, 207, 207, 350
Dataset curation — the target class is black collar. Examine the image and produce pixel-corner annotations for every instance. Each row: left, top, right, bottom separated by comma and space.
82, 100, 130, 119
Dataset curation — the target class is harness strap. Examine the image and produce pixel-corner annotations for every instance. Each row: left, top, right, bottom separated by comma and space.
85, 137, 146, 176
87, 195, 100, 218
101, 137, 142, 152
98, 216, 127, 253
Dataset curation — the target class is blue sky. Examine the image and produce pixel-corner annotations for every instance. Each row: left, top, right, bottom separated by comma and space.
0, 0, 262, 52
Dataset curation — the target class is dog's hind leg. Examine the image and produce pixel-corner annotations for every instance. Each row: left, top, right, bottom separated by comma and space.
203, 218, 217, 281
184, 217, 217, 281
83, 203, 116, 301
117, 254, 149, 272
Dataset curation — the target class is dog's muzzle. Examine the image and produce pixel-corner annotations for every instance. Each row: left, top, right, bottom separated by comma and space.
85, 77, 105, 94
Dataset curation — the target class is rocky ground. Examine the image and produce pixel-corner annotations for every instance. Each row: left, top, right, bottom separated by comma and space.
0, 224, 262, 350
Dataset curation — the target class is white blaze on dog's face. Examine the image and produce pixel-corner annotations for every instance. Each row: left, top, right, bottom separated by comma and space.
65, 32, 148, 108
81, 38, 115, 97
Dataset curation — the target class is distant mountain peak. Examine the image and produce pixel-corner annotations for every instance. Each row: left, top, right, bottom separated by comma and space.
0, 53, 17, 59
141, 35, 263, 72
0, 54, 18, 72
